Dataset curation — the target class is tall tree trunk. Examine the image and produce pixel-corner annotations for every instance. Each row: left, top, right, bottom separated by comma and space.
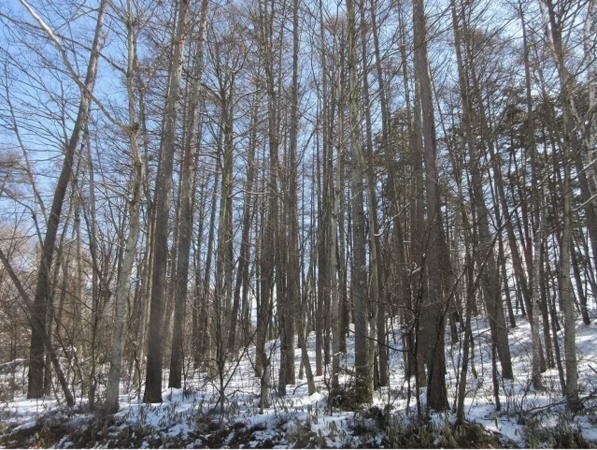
285, 0, 300, 388
200, 115, 224, 368
315, 0, 330, 376
214, 76, 236, 385
192, 177, 207, 368
256, 0, 280, 409
144, 0, 189, 403
395, 0, 421, 380
229, 97, 259, 353
413, 0, 449, 411
169, 0, 209, 389
21, 0, 107, 399
106, 0, 144, 412
359, 0, 383, 388
451, 0, 513, 379
372, 0, 407, 385
559, 147, 580, 410
542, 0, 581, 411
346, 0, 372, 404
530, 191, 545, 389
329, 56, 341, 389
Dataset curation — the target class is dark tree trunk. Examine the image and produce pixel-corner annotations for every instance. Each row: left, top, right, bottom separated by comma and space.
25, 0, 107, 399
144, 0, 189, 403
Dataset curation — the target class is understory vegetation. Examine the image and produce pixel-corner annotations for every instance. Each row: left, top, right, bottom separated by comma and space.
1, 318, 596, 448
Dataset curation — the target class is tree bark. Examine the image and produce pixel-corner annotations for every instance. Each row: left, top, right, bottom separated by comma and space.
541, 0, 581, 411
144, 0, 190, 404
413, 0, 449, 411
169, 0, 209, 389
285, 0, 300, 388
21, 0, 107, 399
451, 0, 513, 379
106, 0, 144, 412
346, 0, 372, 404
229, 97, 259, 353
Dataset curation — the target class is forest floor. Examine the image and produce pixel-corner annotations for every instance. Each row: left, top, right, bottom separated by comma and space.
1, 314, 597, 448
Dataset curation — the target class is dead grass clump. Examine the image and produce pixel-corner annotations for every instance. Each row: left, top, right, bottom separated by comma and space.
439, 422, 505, 449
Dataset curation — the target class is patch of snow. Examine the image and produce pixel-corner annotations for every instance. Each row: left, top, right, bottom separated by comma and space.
1, 313, 596, 448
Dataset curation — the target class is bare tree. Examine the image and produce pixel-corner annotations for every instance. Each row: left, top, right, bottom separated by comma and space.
346, 0, 373, 404
15, 0, 108, 399
412, 0, 449, 411
169, 0, 209, 390
144, 0, 190, 404
105, 0, 146, 413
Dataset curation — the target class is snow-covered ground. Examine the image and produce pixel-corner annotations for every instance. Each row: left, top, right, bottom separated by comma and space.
1, 315, 596, 448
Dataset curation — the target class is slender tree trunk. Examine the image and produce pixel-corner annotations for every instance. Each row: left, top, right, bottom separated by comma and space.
542, 0, 580, 411
285, 0, 300, 388
214, 76, 236, 385
144, 0, 189, 403
329, 70, 341, 390
539, 245, 555, 368
0, 247, 75, 406
530, 191, 545, 389
169, 0, 209, 389
22, 0, 107, 399
413, 0, 449, 411
256, 0, 280, 409
372, 0, 407, 385
456, 238, 474, 424
346, 0, 372, 404
359, 0, 383, 388
451, 0, 513, 379
192, 177, 207, 368
559, 154, 580, 410
105, 0, 144, 412
572, 240, 591, 325
395, 0, 421, 380
229, 97, 259, 353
